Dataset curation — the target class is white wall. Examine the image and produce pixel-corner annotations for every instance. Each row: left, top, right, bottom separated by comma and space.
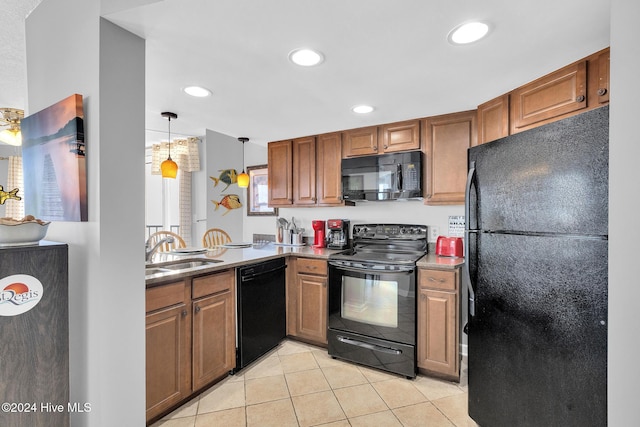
204, 129, 244, 241
26, 2, 146, 426
609, 0, 639, 424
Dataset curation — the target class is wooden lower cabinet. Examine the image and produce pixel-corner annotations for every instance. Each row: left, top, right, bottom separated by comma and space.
417, 268, 460, 380
146, 300, 191, 422
192, 287, 235, 391
146, 269, 235, 424
287, 257, 328, 346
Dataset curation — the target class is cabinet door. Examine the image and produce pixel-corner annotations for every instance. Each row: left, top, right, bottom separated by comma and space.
146, 303, 191, 421
381, 119, 420, 153
296, 273, 328, 345
316, 132, 343, 206
192, 289, 236, 391
417, 289, 458, 378
596, 48, 610, 105
510, 60, 587, 133
342, 126, 379, 157
423, 110, 477, 205
477, 94, 509, 145
293, 136, 317, 205
268, 140, 293, 206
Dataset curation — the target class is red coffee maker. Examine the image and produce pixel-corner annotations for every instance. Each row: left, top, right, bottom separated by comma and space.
312, 220, 326, 248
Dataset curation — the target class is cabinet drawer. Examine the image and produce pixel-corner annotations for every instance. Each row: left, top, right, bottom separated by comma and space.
297, 258, 327, 276
418, 269, 457, 291
192, 269, 234, 299
146, 281, 186, 313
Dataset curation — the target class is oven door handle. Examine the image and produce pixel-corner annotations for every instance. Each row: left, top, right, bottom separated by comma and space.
328, 261, 415, 274
337, 335, 403, 355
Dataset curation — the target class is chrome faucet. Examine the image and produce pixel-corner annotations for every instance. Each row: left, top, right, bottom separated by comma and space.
145, 236, 174, 262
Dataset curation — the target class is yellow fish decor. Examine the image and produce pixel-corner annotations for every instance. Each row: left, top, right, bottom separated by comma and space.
211, 194, 242, 216
210, 169, 238, 192
0, 185, 21, 205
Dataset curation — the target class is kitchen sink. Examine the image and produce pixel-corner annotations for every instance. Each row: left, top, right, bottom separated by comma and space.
145, 258, 223, 277
163, 259, 223, 270
145, 267, 172, 275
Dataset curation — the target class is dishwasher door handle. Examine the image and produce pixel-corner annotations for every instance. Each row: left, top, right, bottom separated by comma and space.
240, 264, 287, 282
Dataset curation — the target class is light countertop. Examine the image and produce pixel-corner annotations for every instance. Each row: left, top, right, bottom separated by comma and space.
417, 253, 465, 270
146, 243, 342, 287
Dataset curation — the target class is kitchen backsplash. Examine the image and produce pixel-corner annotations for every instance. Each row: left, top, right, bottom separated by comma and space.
244, 200, 464, 244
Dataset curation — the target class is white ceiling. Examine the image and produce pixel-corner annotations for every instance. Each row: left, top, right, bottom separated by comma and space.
2, 0, 611, 147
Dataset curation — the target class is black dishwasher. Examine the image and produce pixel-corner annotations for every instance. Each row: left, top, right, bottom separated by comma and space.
235, 257, 286, 371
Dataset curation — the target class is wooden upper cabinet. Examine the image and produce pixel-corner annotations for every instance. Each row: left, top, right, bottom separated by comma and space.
342, 126, 379, 157
423, 110, 477, 205
343, 121, 420, 157
510, 60, 587, 134
268, 140, 293, 206
595, 48, 610, 105
316, 132, 343, 206
381, 119, 420, 153
477, 94, 509, 145
292, 136, 317, 205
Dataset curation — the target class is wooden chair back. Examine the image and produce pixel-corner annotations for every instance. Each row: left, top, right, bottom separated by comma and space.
202, 228, 231, 248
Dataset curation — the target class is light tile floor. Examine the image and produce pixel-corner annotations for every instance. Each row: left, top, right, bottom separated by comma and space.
151, 339, 478, 427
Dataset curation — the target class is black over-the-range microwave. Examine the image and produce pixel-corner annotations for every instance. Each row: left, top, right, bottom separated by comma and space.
341, 151, 422, 201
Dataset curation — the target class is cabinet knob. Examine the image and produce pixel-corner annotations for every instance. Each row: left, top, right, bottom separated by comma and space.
373, 146, 377, 150
597, 88, 608, 96
383, 145, 388, 149
181, 309, 187, 317
576, 95, 586, 102
195, 306, 201, 314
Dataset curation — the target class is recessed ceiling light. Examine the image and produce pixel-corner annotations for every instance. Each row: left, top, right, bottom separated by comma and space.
183, 86, 212, 97
448, 22, 489, 45
352, 105, 374, 114
288, 48, 324, 67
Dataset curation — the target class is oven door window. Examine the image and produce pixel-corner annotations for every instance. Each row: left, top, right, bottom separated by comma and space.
342, 276, 398, 328
328, 264, 416, 344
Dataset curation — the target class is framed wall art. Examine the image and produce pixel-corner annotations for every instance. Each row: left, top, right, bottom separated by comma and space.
246, 164, 277, 216
21, 94, 87, 222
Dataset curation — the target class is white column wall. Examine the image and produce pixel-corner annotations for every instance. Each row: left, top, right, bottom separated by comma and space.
26, 2, 146, 426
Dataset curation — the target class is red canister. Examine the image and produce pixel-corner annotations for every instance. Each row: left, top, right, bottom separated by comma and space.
435, 236, 464, 257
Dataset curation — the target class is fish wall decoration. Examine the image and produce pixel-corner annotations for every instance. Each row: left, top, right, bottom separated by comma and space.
210, 169, 238, 192
211, 194, 242, 216
0, 185, 21, 205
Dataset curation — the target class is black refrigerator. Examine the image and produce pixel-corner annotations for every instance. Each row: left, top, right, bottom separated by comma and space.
466, 106, 608, 426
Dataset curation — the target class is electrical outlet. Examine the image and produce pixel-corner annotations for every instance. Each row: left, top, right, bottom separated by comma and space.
429, 226, 440, 242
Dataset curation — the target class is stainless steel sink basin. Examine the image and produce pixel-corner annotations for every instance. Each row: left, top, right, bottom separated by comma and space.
164, 259, 223, 270
145, 267, 172, 275
145, 258, 223, 277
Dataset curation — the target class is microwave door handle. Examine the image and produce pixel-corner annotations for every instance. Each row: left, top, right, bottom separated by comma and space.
397, 163, 403, 191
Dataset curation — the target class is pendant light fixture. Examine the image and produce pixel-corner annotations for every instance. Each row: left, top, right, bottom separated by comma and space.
160, 111, 178, 178
237, 137, 249, 188
0, 108, 24, 146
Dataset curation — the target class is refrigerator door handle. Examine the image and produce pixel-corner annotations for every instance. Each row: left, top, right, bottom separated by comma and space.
465, 162, 477, 318
465, 161, 476, 230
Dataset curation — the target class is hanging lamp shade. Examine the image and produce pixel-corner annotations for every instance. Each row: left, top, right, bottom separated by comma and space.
161, 112, 178, 178
237, 137, 249, 188
161, 155, 178, 178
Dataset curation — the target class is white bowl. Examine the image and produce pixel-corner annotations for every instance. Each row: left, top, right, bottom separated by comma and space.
0, 221, 50, 246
